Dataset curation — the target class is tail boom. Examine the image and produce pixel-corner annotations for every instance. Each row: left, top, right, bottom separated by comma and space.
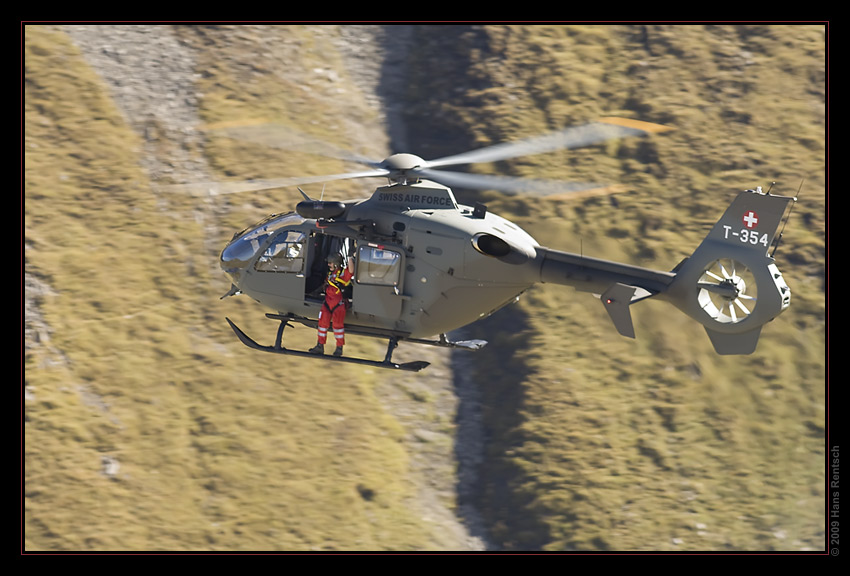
535, 247, 676, 340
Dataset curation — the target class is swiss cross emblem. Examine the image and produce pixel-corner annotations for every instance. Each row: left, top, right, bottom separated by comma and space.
743, 211, 759, 229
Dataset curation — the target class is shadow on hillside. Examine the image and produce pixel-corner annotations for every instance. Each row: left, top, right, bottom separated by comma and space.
447, 310, 551, 551
373, 24, 550, 550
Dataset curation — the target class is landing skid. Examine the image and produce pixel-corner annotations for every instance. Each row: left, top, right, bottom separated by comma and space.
406, 334, 488, 351
225, 317, 431, 372
263, 313, 488, 352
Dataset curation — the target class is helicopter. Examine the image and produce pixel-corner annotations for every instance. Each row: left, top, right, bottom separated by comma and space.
212, 117, 795, 372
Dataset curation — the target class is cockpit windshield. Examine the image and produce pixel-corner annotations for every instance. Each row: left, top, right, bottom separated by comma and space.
221, 212, 305, 269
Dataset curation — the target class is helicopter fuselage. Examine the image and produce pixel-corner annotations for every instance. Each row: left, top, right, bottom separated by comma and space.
221, 180, 542, 339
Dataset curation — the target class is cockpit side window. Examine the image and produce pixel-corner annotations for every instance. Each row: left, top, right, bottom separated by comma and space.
255, 230, 307, 273
221, 213, 304, 268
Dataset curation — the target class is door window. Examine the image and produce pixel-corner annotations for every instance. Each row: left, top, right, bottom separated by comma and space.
356, 246, 401, 286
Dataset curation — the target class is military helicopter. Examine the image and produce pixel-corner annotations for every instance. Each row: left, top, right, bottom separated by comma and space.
212, 118, 795, 371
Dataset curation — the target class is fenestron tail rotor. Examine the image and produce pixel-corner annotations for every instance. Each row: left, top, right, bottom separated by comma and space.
697, 258, 758, 324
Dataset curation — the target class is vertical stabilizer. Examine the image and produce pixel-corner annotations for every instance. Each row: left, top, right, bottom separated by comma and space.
665, 188, 795, 354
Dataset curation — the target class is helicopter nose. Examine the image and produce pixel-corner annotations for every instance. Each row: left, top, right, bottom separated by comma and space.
220, 236, 257, 284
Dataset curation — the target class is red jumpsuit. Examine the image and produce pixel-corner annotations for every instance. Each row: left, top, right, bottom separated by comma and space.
317, 266, 352, 347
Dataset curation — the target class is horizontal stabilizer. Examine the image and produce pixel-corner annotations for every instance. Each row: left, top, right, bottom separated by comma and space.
704, 326, 762, 355
601, 283, 637, 338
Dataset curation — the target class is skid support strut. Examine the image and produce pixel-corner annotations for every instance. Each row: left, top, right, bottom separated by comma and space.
226, 317, 430, 372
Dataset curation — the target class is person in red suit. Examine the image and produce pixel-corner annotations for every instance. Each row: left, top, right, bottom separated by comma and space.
309, 253, 354, 357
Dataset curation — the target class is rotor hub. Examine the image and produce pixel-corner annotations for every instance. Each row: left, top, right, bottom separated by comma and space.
732, 276, 747, 299
383, 153, 426, 172
718, 276, 745, 300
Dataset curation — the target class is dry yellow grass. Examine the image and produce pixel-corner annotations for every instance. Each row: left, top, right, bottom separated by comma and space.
25, 24, 826, 551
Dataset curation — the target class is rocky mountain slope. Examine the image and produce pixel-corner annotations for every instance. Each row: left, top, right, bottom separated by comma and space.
25, 24, 826, 552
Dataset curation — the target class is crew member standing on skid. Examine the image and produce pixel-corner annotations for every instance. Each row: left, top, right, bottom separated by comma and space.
309, 254, 354, 357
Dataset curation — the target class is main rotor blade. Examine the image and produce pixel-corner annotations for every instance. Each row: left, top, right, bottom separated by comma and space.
158, 168, 389, 197
209, 123, 384, 169
415, 168, 614, 197
424, 117, 672, 169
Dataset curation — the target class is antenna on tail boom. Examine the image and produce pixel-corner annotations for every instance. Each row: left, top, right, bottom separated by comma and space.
770, 181, 801, 258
